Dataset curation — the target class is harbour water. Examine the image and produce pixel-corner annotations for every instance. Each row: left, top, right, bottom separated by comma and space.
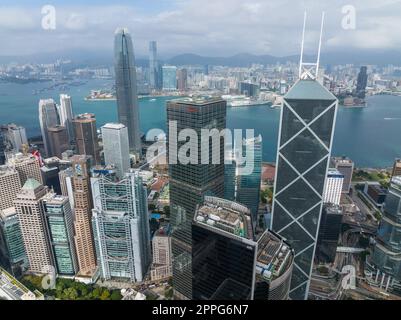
1, 79, 401, 168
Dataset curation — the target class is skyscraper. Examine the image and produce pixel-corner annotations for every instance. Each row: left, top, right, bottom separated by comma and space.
149, 41, 159, 90
73, 113, 101, 165
0, 166, 21, 211
114, 28, 141, 154
47, 125, 70, 158
331, 156, 354, 193
162, 66, 177, 91
39, 99, 59, 157
6, 152, 43, 186
101, 123, 130, 179
0, 207, 28, 275
68, 155, 97, 278
59, 94, 74, 142
44, 194, 78, 276
323, 169, 344, 205
369, 176, 401, 291
14, 179, 54, 274
271, 79, 338, 299
356, 66, 368, 99
2, 124, 28, 152
91, 171, 151, 282
236, 135, 262, 231
167, 97, 226, 299
193, 196, 294, 300
177, 68, 188, 91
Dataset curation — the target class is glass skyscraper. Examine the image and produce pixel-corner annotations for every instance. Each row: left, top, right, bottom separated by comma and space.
167, 97, 226, 299
149, 41, 160, 90
162, 66, 177, 91
44, 194, 78, 276
236, 135, 262, 231
271, 79, 338, 300
114, 28, 141, 154
91, 171, 151, 282
370, 176, 401, 291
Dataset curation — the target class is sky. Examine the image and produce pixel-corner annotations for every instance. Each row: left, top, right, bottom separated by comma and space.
1, 0, 401, 58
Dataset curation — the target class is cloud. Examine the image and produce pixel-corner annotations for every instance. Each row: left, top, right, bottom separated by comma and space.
0, 0, 401, 57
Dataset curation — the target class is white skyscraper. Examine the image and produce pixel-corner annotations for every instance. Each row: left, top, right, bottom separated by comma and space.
5, 124, 28, 152
101, 123, 130, 179
323, 169, 344, 205
38, 99, 59, 157
59, 94, 74, 142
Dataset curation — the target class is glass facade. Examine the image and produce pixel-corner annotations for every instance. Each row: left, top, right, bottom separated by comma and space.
192, 222, 256, 300
271, 79, 337, 300
371, 177, 401, 281
0, 210, 28, 273
44, 196, 78, 276
114, 28, 141, 154
91, 172, 151, 282
236, 135, 262, 230
162, 66, 177, 91
167, 98, 226, 299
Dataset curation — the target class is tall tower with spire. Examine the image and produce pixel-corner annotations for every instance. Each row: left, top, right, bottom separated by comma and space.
114, 28, 141, 156
270, 12, 339, 300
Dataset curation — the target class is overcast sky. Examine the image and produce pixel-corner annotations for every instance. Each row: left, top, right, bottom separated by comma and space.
1, 0, 401, 58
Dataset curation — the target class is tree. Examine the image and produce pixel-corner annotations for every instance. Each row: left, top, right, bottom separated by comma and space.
148, 203, 156, 211
100, 289, 111, 300
110, 290, 122, 300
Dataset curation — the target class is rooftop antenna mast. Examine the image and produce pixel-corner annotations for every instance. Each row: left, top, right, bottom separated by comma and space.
299, 11, 325, 80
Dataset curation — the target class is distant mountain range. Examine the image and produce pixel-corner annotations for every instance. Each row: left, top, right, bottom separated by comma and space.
1, 49, 400, 67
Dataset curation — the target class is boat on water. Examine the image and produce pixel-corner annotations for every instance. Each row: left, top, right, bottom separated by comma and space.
150, 98, 156, 102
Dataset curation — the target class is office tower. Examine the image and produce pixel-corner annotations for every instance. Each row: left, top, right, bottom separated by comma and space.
315, 204, 343, 264
331, 156, 354, 193
0, 207, 28, 275
0, 166, 21, 211
224, 150, 236, 201
392, 159, 401, 177
69, 155, 97, 278
39, 99, 59, 157
114, 28, 141, 154
14, 179, 54, 274
356, 66, 368, 99
369, 176, 401, 291
73, 113, 101, 165
150, 225, 172, 281
44, 194, 78, 276
177, 68, 188, 91
167, 97, 226, 299
323, 169, 344, 205
41, 166, 61, 195
271, 78, 338, 299
59, 94, 74, 142
162, 66, 177, 91
6, 152, 43, 186
47, 125, 69, 158
193, 196, 294, 300
236, 135, 262, 230
101, 123, 130, 179
91, 170, 151, 282
149, 41, 159, 90
239, 82, 260, 98
3, 124, 28, 152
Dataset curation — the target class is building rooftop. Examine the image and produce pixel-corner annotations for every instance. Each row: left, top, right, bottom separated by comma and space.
0, 207, 16, 221
194, 196, 253, 239
391, 176, 401, 188
0, 267, 43, 300
22, 178, 42, 190
0, 165, 18, 177
170, 96, 225, 106
327, 168, 344, 178
255, 231, 294, 282
285, 79, 337, 101
102, 123, 126, 130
